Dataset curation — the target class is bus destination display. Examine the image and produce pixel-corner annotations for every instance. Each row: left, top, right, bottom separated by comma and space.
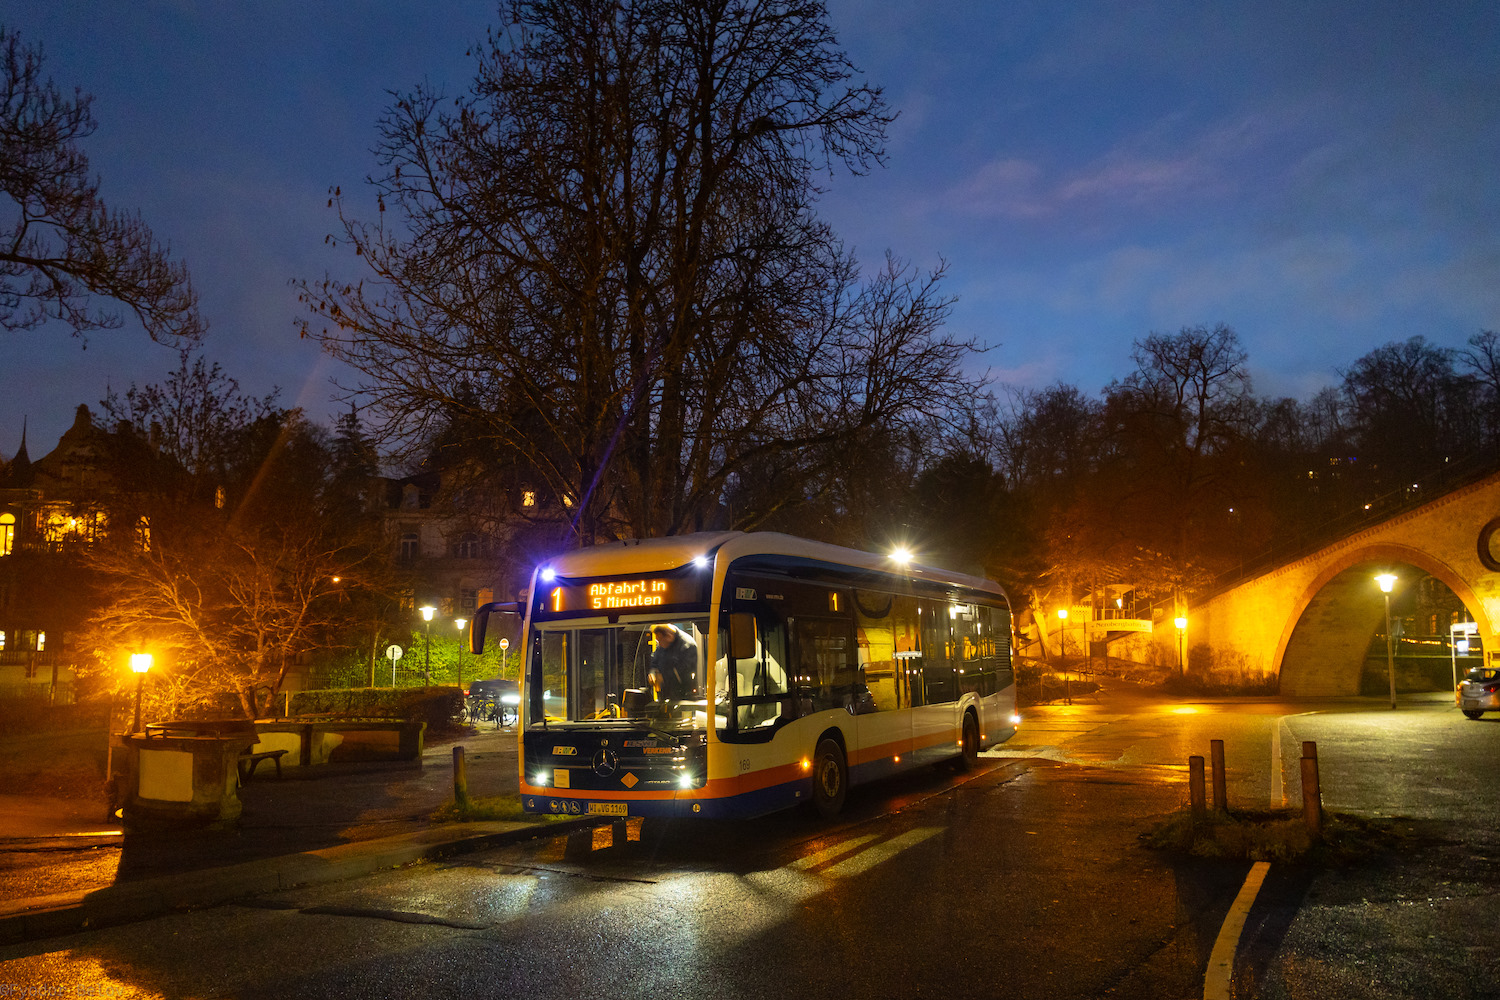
547, 577, 692, 612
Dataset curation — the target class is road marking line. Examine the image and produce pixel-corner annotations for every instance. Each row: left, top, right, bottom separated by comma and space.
787, 834, 877, 871
822, 827, 941, 880
1203, 861, 1270, 1000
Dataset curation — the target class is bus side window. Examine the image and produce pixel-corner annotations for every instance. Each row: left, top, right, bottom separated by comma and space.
793, 617, 858, 715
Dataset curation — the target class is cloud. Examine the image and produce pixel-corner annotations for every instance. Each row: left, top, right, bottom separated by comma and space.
938, 112, 1274, 224
944, 158, 1048, 218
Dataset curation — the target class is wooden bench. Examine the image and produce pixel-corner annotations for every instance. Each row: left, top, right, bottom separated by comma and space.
238, 748, 289, 783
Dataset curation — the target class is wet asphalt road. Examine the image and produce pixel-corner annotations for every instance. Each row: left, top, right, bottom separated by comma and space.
1, 691, 1496, 998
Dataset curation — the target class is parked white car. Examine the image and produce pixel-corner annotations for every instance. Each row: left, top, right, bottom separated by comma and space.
1457, 667, 1500, 719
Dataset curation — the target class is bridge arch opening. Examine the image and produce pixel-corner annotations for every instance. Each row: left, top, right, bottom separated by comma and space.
1276, 545, 1489, 697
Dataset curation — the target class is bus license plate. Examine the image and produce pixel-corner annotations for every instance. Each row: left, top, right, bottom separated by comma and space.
588, 803, 628, 816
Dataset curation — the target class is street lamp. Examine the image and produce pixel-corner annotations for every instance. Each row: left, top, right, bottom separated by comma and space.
1057, 608, 1071, 705
420, 605, 436, 687
454, 617, 468, 690
129, 653, 152, 734
1375, 573, 1398, 709
1174, 616, 1188, 679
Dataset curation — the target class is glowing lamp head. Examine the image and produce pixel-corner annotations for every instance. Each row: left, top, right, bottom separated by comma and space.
419, 605, 436, 623
130, 653, 153, 674
692, 555, 709, 569
1375, 573, 1397, 594
1174, 616, 1188, 630
539, 566, 557, 583
1057, 608, 1068, 621
454, 618, 467, 631
890, 547, 913, 566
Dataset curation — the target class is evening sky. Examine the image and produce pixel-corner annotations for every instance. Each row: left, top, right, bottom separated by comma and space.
4, 1, 1496, 455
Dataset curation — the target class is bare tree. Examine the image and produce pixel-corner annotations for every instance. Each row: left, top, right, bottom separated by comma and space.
85, 367, 378, 720
1458, 330, 1500, 450
0, 27, 203, 345
1339, 335, 1469, 488
297, 0, 981, 543
1098, 326, 1260, 593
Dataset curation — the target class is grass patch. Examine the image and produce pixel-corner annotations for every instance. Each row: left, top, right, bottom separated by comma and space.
0, 730, 109, 800
1141, 808, 1410, 864
430, 794, 573, 824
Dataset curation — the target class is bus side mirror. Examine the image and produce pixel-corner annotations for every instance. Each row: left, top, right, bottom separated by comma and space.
730, 613, 757, 661
471, 601, 523, 654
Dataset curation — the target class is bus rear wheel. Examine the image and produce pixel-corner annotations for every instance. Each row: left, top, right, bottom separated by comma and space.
811, 738, 847, 819
954, 712, 980, 772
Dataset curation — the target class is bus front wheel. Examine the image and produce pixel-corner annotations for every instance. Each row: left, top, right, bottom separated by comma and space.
811, 738, 847, 819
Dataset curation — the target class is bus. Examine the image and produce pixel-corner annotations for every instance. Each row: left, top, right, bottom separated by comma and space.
470, 531, 1018, 819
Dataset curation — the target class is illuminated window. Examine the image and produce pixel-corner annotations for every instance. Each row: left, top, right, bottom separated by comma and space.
215, 486, 226, 509
562, 494, 574, 508
36, 631, 44, 651
0, 630, 6, 651
521, 490, 536, 508
0, 512, 12, 556
41, 506, 106, 548
136, 516, 151, 552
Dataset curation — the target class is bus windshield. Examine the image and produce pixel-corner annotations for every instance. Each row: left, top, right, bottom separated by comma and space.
528, 617, 712, 730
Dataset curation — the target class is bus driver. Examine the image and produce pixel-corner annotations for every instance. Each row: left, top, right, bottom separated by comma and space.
648, 623, 697, 704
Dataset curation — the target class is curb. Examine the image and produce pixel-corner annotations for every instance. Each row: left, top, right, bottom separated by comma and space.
0, 817, 594, 947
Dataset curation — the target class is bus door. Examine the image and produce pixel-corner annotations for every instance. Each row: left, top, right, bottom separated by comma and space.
911, 598, 958, 764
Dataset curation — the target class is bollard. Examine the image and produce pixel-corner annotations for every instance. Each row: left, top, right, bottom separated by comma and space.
453, 745, 470, 810
1300, 753, 1322, 838
1189, 755, 1207, 824
1210, 739, 1227, 815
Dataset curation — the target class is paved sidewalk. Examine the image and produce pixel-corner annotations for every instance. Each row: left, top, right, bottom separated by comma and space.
0, 724, 580, 945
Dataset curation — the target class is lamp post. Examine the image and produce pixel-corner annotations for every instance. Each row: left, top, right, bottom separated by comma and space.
1174, 616, 1188, 679
1375, 573, 1398, 709
129, 653, 152, 734
454, 617, 468, 690
420, 605, 436, 687
1057, 608, 1071, 705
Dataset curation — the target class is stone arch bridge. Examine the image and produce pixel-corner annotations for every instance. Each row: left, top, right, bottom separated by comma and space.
1193, 469, 1500, 696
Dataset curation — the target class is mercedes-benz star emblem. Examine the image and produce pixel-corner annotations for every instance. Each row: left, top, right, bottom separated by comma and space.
592, 748, 619, 776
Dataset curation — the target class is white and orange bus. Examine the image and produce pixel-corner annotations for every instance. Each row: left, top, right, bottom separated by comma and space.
471, 531, 1018, 819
